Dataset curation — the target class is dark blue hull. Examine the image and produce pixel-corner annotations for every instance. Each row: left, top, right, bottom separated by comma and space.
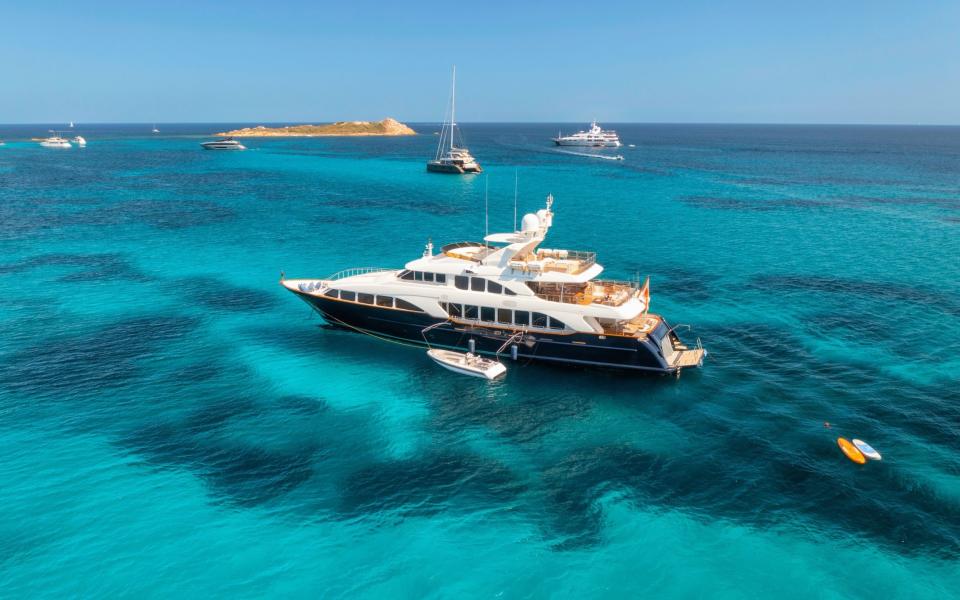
293, 292, 679, 374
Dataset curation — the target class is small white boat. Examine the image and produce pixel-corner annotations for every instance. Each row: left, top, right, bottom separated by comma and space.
427, 349, 506, 380
72, 136, 86, 147
69, 121, 75, 128
201, 137, 246, 150
152, 124, 160, 133
40, 132, 72, 148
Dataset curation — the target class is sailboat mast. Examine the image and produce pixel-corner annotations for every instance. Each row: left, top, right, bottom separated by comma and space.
450, 65, 456, 151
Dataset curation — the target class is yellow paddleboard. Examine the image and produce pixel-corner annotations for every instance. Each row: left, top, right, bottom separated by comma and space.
838, 437, 866, 464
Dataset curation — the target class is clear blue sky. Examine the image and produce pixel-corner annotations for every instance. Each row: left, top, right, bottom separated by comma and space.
3, 0, 959, 124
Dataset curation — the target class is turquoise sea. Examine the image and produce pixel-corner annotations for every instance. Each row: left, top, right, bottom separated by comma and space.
1, 123, 958, 598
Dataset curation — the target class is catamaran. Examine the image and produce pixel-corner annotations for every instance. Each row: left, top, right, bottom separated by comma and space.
281, 194, 706, 375
427, 66, 482, 174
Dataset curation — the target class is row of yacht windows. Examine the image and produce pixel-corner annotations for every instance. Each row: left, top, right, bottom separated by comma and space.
440, 302, 567, 330
398, 270, 446, 284
398, 271, 517, 296
454, 275, 517, 295
324, 289, 424, 312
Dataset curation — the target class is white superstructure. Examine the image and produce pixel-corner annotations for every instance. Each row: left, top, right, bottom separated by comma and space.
553, 121, 622, 147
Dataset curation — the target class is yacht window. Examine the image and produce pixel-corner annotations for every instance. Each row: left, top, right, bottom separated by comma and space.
487, 281, 503, 294
341, 290, 356, 302
497, 308, 512, 324
514, 310, 530, 326
358, 293, 374, 305
548, 316, 567, 330
448, 303, 462, 317
376, 295, 393, 308
435, 274, 446, 284
503, 286, 516, 296
324, 289, 340, 299
532, 312, 548, 327
399, 270, 415, 280
423, 272, 434, 282
481, 306, 495, 322
395, 298, 423, 312
464, 305, 479, 319
455, 275, 469, 290
471, 277, 485, 292
414, 271, 424, 281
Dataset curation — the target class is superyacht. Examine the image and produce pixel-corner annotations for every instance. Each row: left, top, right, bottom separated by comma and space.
201, 137, 246, 150
553, 121, 622, 147
39, 132, 72, 148
282, 195, 705, 374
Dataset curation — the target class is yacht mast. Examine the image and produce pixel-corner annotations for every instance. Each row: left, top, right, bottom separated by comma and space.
450, 65, 456, 151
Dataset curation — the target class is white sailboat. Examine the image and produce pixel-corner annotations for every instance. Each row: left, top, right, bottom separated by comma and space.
427, 66, 481, 174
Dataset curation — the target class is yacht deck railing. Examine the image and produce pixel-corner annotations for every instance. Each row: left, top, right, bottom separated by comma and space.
326, 267, 394, 281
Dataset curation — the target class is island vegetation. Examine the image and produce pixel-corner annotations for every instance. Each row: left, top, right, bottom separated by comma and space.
216, 118, 416, 137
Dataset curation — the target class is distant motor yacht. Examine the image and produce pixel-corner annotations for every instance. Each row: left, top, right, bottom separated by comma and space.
72, 136, 87, 147
553, 121, 622, 147
152, 124, 160, 133
201, 137, 246, 150
40, 132, 72, 148
427, 66, 481, 174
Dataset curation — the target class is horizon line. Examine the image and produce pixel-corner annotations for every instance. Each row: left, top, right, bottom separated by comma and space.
2, 120, 959, 127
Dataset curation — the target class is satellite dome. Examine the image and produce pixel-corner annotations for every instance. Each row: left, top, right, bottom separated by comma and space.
521, 213, 540, 232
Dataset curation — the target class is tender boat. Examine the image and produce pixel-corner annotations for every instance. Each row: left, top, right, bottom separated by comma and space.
427, 349, 507, 379
201, 137, 246, 150
72, 136, 87, 147
39, 132, 72, 148
553, 121, 622, 147
427, 66, 482, 174
281, 194, 706, 375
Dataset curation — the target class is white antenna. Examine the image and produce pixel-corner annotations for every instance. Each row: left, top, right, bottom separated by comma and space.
484, 174, 489, 239
513, 169, 519, 232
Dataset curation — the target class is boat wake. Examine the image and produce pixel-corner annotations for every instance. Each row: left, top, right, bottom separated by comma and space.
552, 148, 624, 161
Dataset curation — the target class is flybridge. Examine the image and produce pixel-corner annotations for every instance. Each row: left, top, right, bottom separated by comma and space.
424, 194, 603, 282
